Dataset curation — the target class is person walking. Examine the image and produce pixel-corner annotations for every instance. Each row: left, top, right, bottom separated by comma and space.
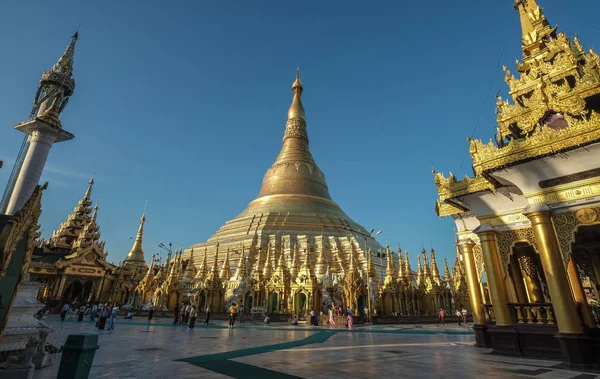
439, 307, 445, 325
347, 311, 354, 330
228, 303, 238, 331
457, 305, 464, 326
204, 306, 211, 325
239, 305, 245, 323
189, 305, 198, 329
461, 306, 468, 325
173, 304, 180, 325
184, 303, 191, 324
328, 306, 336, 326
60, 303, 70, 321
77, 304, 86, 322
90, 303, 98, 323
179, 303, 186, 324
108, 303, 119, 331
148, 304, 154, 322
98, 304, 110, 330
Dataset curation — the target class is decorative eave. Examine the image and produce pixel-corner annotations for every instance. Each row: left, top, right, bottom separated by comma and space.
470, 112, 600, 177
432, 169, 496, 218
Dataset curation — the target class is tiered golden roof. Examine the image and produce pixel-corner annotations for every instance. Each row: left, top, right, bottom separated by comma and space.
50, 177, 95, 249
434, 0, 600, 211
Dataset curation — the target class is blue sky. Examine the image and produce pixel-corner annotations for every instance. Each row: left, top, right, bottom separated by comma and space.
1, 0, 599, 267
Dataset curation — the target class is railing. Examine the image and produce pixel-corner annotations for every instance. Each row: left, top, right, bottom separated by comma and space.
508, 303, 555, 325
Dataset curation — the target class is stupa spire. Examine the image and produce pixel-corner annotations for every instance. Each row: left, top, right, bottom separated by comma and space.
220, 249, 232, 281
421, 248, 431, 278
263, 245, 273, 279
443, 257, 451, 282
195, 248, 208, 280
248, 69, 333, 204
234, 249, 247, 279
290, 243, 300, 279
430, 248, 441, 281
182, 249, 196, 281
124, 208, 148, 269
513, 0, 556, 58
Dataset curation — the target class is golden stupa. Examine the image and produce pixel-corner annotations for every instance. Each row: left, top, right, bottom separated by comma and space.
185, 70, 384, 276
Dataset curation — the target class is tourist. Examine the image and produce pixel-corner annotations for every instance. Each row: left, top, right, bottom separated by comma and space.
60, 303, 70, 321
179, 303, 186, 324
189, 305, 198, 329
457, 305, 463, 326
124, 311, 133, 319
173, 304, 180, 325
228, 303, 238, 330
90, 303, 98, 323
461, 306, 468, 325
439, 307, 445, 325
77, 304, 86, 322
293, 314, 298, 325
204, 305, 211, 325
347, 310, 353, 330
264, 314, 271, 324
98, 303, 110, 330
108, 303, 119, 330
328, 305, 336, 326
184, 303, 191, 324
148, 303, 154, 322
239, 304, 244, 323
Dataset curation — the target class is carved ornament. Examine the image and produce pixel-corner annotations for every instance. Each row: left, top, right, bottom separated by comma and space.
495, 227, 539, 277
0, 183, 46, 280
552, 207, 600, 269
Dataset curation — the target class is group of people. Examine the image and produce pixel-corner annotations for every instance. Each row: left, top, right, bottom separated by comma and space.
173, 303, 219, 329
59, 302, 120, 330
437, 305, 468, 325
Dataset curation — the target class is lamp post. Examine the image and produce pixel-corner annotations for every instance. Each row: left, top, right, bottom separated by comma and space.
364, 228, 382, 323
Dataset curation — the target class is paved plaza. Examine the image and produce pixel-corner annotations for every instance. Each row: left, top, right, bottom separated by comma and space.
32, 316, 600, 379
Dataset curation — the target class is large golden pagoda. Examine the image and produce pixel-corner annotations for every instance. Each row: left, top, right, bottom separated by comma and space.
185, 70, 385, 281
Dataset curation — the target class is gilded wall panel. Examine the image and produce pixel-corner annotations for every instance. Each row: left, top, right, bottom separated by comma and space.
495, 227, 539, 276
552, 207, 600, 270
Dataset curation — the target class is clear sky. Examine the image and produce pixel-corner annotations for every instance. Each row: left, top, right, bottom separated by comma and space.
1, 0, 599, 267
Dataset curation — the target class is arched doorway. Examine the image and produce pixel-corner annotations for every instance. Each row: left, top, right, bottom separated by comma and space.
62, 280, 84, 303
268, 292, 278, 313
296, 292, 307, 315
358, 295, 366, 316
244, 292, 253, 310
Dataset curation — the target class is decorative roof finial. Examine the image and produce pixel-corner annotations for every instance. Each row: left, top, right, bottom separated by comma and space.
288, 68, 305, 120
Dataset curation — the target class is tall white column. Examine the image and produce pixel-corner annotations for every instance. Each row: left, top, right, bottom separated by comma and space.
5, 129, 57, 215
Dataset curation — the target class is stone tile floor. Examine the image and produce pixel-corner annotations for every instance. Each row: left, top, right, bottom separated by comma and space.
31, 316, 600, 378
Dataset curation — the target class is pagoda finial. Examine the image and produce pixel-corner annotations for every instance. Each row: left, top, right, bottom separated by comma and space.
123, 207, 148, 269
444, 257, 451, 282
430, 248, 441, 280
84, 175, 94, 199
263, 245, 273, 279
514, 0, 555, 58
220, 249, 232, 281
288, 68, 305, 120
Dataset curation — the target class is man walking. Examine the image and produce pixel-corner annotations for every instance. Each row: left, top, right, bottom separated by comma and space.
228, 303, 238, 331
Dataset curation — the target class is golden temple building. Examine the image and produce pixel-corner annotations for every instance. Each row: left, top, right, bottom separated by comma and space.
433, 0, 600, 365
28, 178, 151, 308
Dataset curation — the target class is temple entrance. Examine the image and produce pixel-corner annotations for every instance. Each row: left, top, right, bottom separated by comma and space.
296, 292, 307, 315
268, 292, 278, 313
62, 279, 93, 303
358, 295, 366, 317
244, 293, 253, 310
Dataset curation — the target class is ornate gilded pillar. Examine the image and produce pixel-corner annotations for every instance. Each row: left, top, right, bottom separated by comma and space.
459, 239, 491, 347
524, 207, 582, 334
476, 226, 512, 326
567, 257, 595, 328
524, 205, 592, 365
517, 252, 544, 303
509, 253, 528, 303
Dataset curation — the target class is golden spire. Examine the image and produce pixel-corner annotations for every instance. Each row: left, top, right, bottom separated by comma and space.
72, 202, 101, 250
443, 257, 451, 282
220, 249, 232, 281
383, 248, 396, 285
182, 248, 196, 281
263, 245, 273, 279
124, 209, 148, 269
430, 248, 441, 281
288, 67, 305, 120
417, 255, 423, 283
298, 248, 314, 278
405, 250, 412, 276
50, 176, 95, 248
514, 0, 555, 58
195, 248, 208, 280
234, 249, 247, 279
397, 248, 405, 280
421, 248, 431, 277
84, 175, 94, 199
290, 243, 300, 279
275, 250, 287, 277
